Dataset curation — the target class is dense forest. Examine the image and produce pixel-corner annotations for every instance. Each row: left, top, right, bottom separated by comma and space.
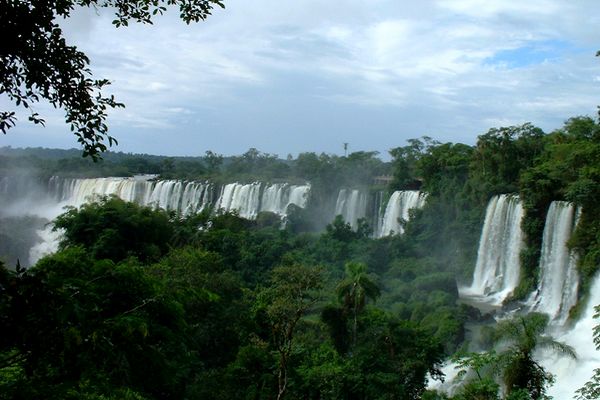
1, 116, 600, 399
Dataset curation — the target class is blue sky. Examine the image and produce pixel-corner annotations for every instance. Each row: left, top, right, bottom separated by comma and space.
2, 0, 600, 158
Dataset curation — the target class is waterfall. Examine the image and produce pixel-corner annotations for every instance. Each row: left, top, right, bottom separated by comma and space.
29, 227, 61, 265
371, 190, 384, 236
528, 202, 580, 324
57, 177, 151, 207
334, 189, 367, 229
542, 273, 600, 399
215, 182, 263, 219
215, 182, 310, 219
53, 177, 216, 215
378, 190, 427, 237
461, 194, 524, 304
261, 183, 288, 215
286, 184, 310, 209
2, 176, 310, 266
180, 182, 214, 215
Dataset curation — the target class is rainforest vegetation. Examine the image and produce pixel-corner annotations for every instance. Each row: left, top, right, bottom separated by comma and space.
1, 115, 600, 399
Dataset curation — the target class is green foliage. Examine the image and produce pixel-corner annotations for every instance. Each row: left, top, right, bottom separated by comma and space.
53, 196, 173, 263
0, 248, 187, 399
350, 309, 445, 399
453, 313, 574, 400
453, 350, 501, 383
224, 148, 291, 181
494, 313, 572, 399
471, 123, 545, 195
454, 378, 500, 400
396, 140, 483, 282
518, 117, 600, 298
389, 136, 440, 190
5, 114, 600, 399
150, 247, 249, 368
335, 261, 380, 347
257, 264, 323, 400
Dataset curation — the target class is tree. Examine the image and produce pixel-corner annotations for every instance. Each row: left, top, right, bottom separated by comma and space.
204, 150, 224, 174
497, 313, 575, 399
470, 123, 545, 194
347, 309, 445, 399
0, 248, 189, 399
258, 264, 323, 400
336, 261, 380, 347
456, 313, 575, 399
53, 196, 173, 263
1, 0, 224, 159
390, 136, 440, 190
453, 351, 501, 400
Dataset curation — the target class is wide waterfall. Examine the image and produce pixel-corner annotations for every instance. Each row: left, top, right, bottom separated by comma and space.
461, 194, 524, 304
49, 176, 216, 215
377, 190, 427, 237
334, 189, 367, 229
49, 177, 308, 219
528, 201, 580, 323
1, 176, 310, 266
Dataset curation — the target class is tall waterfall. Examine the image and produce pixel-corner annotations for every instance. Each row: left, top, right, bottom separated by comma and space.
334, 189, 367, 229
377, 190, 427, 237
528, 201, 580, 323
371, 190, 384, 236
462, 194, 524, 304
542, 273, 600, 399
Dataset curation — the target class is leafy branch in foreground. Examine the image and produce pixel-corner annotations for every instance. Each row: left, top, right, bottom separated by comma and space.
0, 0, 224, 159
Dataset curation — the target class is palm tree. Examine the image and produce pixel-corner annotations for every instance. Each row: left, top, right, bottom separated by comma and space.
494, 312, 576, 399
336, 261, 380, 346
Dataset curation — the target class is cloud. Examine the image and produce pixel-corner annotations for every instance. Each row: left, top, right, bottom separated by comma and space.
2, 0, 599, 157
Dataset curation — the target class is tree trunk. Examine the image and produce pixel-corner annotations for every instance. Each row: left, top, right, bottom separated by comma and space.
276, 352, 287, 400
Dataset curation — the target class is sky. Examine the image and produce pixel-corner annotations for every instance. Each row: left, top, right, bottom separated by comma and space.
3, 0, 600, 158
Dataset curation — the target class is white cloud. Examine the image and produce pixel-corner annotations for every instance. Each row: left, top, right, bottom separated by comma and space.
3, 0, 600, 156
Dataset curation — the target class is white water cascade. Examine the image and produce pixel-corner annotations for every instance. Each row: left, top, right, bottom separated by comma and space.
377, 190, 427, 237
461, 194, 524, 304
215, 182, 310, 219
50, 176, 215, 215
261, 183, 310, 215
1, 176, 310, 266
334, 189, 368, 229
528, 201, 581, 324
215, 183, 263, 219
287, 185, 310, 209
542, 273, 600, 399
